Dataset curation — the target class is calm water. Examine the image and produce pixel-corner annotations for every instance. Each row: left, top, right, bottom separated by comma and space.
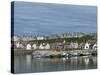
14, 55, 97, 74
12, 1, 97, 36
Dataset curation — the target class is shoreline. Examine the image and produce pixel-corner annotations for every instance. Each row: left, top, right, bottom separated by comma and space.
13, 49, 97, 57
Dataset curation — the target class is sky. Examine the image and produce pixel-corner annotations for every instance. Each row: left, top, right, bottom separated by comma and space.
12, 1, 97, 36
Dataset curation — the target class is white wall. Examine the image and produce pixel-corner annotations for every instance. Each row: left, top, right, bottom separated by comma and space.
26, 44, 32, 50
45, 43, 50, 49
84, 43, 90, 49
32, 44, 38, 49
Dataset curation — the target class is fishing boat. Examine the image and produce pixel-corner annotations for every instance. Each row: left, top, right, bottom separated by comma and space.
71, 53, 80, 57
33, 54, 42, 58
42, 53, 52, 58
60, 52, 66, 57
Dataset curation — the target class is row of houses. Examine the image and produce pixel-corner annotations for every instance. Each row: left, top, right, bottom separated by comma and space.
11, 32, 97, 51
12, 41, 97, 51
13, 42, 50, 50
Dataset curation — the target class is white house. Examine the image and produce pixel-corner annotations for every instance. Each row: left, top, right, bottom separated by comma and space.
26, 44, 32, 50
74, 42, 78, 49
20, 43, 24, 48
44, 43, 50, 49
39, 43, 45, 49
13, 36, 20, 41
15, 42, 20, 48
32, 44, 38, 50
70, 42, 78, 49
15, 42, 24, 48
70, 42, 74, 48
92, 43, 97, 51
63, 40, 66, 44
37, 36, 44, 40
84, 42, 90, 50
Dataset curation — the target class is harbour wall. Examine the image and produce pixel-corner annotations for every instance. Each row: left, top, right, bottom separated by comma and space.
13, 49, 95, 55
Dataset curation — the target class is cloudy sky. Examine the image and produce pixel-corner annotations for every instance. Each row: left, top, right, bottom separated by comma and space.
12, 1, 97, 36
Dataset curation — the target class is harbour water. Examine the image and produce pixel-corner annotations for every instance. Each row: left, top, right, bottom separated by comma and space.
14, 54, 97, 74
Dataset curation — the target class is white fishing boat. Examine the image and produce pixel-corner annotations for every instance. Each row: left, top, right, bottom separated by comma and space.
33, 54, 42, 58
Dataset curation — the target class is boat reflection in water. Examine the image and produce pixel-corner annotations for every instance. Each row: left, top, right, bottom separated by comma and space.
14, 54, 97, 74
